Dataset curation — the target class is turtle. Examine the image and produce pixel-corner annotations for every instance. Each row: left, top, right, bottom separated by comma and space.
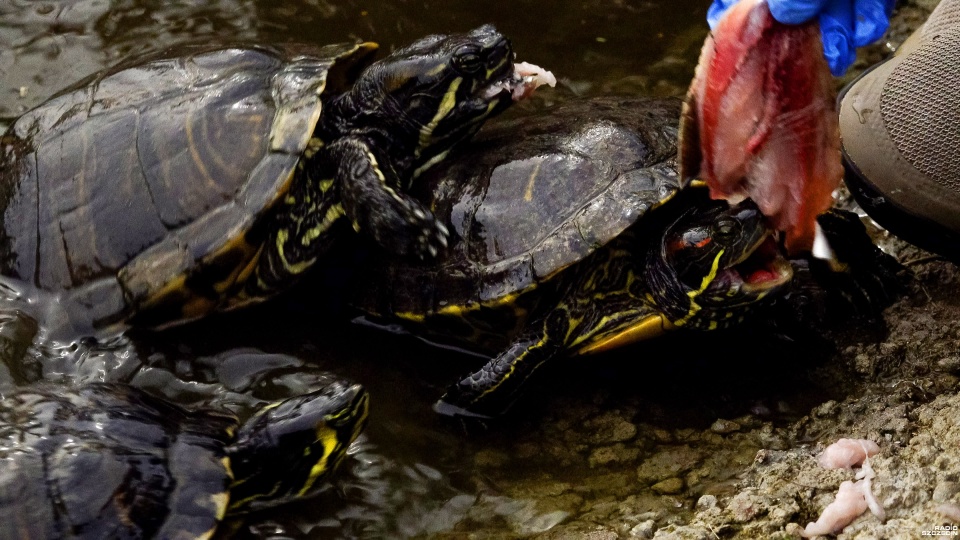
0, 380, 368, 539
349, 97, 798, 418
0, 25, 546, 336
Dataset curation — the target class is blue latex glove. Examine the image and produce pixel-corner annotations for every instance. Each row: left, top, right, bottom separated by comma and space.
706, 0, 895, 76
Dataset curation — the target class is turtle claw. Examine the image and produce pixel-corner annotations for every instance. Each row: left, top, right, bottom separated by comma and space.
414, 217, 449, 261
367, 195, 449, 260
437, 222, 450, 248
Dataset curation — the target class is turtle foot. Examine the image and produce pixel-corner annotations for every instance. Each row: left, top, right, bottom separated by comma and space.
367, 196, 449, 260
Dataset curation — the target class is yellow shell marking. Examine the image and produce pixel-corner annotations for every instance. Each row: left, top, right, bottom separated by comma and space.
523, 159, 543, 202
232, 245, 265, 294
210, 491, 230, 520
185, 109, 216, 192
576, 314, 675, 355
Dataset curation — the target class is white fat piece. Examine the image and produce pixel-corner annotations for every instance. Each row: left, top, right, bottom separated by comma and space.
482, 61, 556, 101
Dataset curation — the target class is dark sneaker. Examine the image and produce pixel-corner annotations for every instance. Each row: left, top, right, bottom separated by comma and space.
839, 0, 960, 260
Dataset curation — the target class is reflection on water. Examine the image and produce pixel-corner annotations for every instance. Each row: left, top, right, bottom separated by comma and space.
0, 302, 575, 538
0, 0, 709, 115
0, 1, 733, 538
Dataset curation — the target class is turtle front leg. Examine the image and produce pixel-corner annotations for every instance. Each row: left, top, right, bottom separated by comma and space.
435, 328, 563, 419
330, 138, 449, 259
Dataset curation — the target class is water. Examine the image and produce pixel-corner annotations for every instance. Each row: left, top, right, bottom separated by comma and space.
0, 2, 832, 538
0, 0, 710, 117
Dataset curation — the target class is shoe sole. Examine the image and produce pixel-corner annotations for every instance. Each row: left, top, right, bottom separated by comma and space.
839, 30, 960, 261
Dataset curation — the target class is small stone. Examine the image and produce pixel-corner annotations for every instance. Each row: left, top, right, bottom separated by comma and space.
585, 413, 638, 445
812, 400, 839, 417
636, 446, 704, 484
580, 528, 618, 540
651, 477, 684, 495
854, 352, 878, 375
934, 481, 960, 502
726, 489, 764, 522
696, 494, 718, 509
629, 519, 656, 539
710, 418, 741, 434
589, 444, 640, 468
474, 449, 510, 468
938, 356, 960, 373
784, 523, 805, 537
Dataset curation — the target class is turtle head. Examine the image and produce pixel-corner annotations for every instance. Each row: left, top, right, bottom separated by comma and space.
341, 25, 523, 175
648, 197, 793, 330
225, 381, 369, 512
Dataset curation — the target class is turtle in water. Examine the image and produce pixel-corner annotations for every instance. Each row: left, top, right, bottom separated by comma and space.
351, 97, 805, 418
0, 380, 368, 538
0, 25, 551, 336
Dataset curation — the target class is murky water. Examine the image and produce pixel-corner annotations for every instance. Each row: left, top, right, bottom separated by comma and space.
0, 0, 710, 117
0, 2, 834, 538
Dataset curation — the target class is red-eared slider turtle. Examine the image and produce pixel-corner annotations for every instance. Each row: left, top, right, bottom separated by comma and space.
351, 97, 796, 418
0, 380, 368, 538
0, 26, 550, 335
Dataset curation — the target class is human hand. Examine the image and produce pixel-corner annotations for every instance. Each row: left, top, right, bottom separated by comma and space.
706, 0, 895, 76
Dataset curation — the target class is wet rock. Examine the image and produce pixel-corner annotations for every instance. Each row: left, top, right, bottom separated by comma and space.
933, 481, 960, 503
651, 477, 684, 495
629, 519, 656, 538
636, 446, 704, 485
585, 411, 638, 444
589, 443, 641, 467
696, 495, 717, 509
726, 489, 766, 523
475, 448, 511, 468
651, 524, 716, 540
938, 356, 960, 373
710, 418, 741, 434
810, 399, 840, 418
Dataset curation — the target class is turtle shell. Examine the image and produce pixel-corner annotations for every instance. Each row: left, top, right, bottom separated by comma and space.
0, 383, 237, 539
357, 97, 684, 316
0, 42, 376, 331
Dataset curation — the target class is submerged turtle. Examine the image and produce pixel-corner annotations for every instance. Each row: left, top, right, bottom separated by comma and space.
0, 25, 550, 335
351, 97, 796, 418
0, 380, 368, 538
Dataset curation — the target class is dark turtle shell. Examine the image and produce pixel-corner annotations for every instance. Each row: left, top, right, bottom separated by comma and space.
0, 383, 236, 539
0, 43, 376, 332
357, 97, 683, 316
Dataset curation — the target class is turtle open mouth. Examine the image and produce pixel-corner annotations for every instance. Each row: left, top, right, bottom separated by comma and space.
481, 61, 556, 102
708, 235, 794, 295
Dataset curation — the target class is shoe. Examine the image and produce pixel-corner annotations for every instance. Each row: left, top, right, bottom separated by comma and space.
838, 0, 960, 260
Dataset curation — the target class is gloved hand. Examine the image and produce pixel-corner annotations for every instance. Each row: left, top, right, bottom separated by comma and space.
707, 0, 895, 76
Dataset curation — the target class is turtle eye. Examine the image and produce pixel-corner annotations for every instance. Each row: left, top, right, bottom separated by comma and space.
453, 45, 483, 73
715, 219, 740, 239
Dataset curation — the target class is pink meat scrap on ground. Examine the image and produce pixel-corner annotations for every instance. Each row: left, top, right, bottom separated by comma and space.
801, 438, 885, 537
